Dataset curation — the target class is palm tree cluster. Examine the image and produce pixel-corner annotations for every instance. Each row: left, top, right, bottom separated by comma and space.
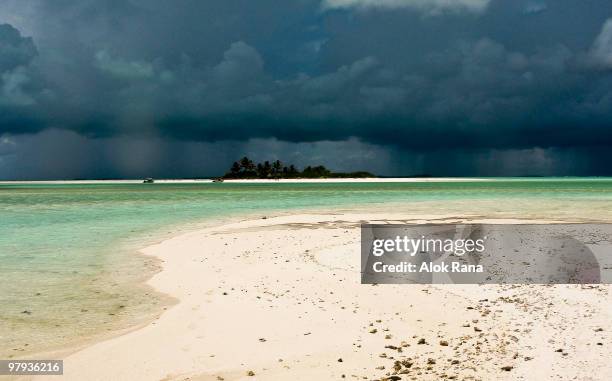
224, 157, 300, 179
223, 157, 374, 179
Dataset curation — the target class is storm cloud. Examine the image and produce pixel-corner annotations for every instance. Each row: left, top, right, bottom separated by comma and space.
0, 0, 612, 178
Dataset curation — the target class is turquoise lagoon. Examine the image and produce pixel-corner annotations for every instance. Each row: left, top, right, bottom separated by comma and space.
1, 179, 612, 357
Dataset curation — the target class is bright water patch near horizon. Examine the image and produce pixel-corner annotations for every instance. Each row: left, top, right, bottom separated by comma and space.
1, 179, 612, 357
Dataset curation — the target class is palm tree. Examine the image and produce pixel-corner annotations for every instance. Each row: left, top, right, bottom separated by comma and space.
230, 161, 241, 175
235, 157, 255, 178
272, 160, 282, 176
239, 156, 256, 172
263, 161, 272, 177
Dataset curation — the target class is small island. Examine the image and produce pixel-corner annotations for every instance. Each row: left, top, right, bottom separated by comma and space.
221, 157, 375, 179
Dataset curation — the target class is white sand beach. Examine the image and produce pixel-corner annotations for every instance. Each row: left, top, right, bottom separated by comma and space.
32, 213, 612, 381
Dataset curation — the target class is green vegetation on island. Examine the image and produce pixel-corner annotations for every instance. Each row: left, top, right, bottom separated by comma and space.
222, 157, 375, 179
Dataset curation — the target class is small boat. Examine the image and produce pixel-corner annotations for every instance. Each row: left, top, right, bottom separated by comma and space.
143, 178, 155, 184
212, 178, 224, 183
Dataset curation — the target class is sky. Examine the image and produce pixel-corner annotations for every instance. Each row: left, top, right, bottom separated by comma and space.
1, 0, 612, 179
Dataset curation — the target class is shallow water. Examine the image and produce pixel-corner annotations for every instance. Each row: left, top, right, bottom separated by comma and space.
1, 179, 611, 357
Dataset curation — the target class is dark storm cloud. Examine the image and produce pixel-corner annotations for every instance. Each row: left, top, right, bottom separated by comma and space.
0, 23, 46, 133
1, 0, 612, 178
0, 23, 36, 70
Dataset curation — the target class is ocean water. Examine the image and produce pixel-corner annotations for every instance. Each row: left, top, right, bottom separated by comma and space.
1, 178, 612, 357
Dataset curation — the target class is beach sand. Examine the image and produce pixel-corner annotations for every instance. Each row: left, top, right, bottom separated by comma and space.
32, 213, 612, 381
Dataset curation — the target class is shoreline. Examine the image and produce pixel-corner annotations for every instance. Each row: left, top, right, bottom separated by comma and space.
9, 211, 275, 362
30, 212, 612, 380
8, 243, 177, 368
3, 177, 611, 185
0, 178, 487, 185
9, 207, 585, 362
